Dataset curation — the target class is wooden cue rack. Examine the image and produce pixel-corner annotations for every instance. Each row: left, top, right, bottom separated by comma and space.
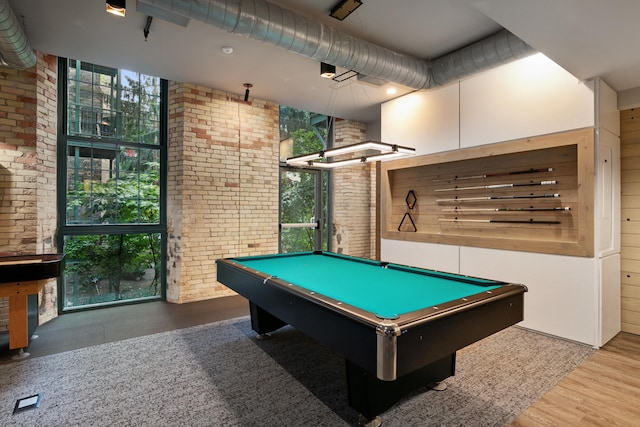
380, 128, 594, 257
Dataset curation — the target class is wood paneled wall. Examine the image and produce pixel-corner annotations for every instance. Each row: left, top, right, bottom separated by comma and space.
621, 108, 640, 335
381, 128, 594, 257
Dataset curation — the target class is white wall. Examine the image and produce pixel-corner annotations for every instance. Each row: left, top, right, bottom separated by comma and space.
381, 83, 459, 156
381, 54, 595, 154
459, 247, 598, 345
379, 53, 617, 346
459, 54, 594, 147
595, 80, 622, 346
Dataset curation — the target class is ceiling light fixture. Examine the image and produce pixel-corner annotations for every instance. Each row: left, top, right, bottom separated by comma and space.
286, 141, 415, 169
329, 0, 363, 21
332, 69, 359, 82
320, 62, 336, 79
106, 0, 126, 17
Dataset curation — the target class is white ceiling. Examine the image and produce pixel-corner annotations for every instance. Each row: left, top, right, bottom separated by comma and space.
9, 0, 640, 123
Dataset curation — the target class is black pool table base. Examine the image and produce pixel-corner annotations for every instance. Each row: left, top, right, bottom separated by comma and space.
251, 302, 456, 423
356, 382, 448, 426
346, 351, 455, 423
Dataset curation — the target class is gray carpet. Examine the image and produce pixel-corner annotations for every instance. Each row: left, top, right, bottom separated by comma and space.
1, 317, 594, 426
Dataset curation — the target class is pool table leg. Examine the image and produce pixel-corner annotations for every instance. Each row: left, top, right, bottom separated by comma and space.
249, 302, 287, 336
346, 353, 456, 423
358, 414, 382, 427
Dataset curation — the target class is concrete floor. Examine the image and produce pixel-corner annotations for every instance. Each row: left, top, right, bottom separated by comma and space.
0, 295, 249, 363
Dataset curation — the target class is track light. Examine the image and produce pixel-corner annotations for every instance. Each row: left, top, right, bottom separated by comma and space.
320, 62, 336, 79
243, 83, 253, 102
106, 0, 126, 17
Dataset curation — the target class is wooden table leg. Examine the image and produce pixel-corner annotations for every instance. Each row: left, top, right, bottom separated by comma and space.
8, 294, 29, 350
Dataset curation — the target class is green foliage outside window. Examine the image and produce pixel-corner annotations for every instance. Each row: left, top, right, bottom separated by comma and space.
62, 59, 164, 309
279, 107, 330, 253
63, 156, 161, 305
66, 148, 160, 225
64, 232, 161, 306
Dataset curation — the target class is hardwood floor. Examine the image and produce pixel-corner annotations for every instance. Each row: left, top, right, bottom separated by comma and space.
511, 332, 640, 426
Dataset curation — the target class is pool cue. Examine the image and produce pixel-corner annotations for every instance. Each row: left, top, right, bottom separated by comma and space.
434, 180, 557, 192
433, 167, 553, 182
441, 206, 570, 212
436, 193, 560, 202
439, 218, 561, 224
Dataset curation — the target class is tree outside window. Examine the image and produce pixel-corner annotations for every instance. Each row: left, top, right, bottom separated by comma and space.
60, 60, 165, 309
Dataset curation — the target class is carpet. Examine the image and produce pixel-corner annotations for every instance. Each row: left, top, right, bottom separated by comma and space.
0, 317, 594, 426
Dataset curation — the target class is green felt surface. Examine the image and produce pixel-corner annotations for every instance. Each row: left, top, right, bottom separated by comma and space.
233, 252, 502, 318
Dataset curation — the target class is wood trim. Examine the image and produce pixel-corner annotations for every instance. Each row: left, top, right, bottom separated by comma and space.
620, 108, 640, 334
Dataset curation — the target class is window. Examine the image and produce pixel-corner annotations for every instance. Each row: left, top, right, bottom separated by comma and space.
65, 142, 160, 225
279, 107, 331, 253
58, 59, 167, 310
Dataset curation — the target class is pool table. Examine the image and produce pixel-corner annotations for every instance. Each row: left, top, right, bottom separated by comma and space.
216, 251, 526, 424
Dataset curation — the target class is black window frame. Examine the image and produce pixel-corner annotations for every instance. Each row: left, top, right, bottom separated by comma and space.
56, 57, 168, 312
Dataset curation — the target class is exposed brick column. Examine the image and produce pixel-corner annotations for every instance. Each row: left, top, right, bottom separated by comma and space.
35, 54, 58, 322
0, 52, 59, 326
331, 118, 375, 258
167, 83, 279, 302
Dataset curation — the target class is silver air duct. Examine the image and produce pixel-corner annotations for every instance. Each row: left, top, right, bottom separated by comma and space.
137, 0, 536, 90
0, 0, 36, 69
428, 30, 534, 88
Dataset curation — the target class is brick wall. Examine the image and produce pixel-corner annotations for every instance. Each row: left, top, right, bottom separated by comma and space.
331, 119, 375, 258
35, 54, 58, 323
166, 83, 279, 302
0, 52, 59, 329
0, 53, 374, 326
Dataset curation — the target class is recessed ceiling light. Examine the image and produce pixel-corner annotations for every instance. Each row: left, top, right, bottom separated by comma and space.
320, 62, 336, 78
222, 46, 234, 54
106, 0, 126, 17
386, 87, 397, 95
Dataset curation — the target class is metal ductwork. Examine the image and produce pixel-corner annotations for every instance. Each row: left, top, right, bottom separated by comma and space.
138, 0, 536, 90
427, 30, 535, 88
0, 0, 36, 69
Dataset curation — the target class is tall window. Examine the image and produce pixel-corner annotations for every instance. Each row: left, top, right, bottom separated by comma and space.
58, 59, 167, 310
279, 107, 331, 253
